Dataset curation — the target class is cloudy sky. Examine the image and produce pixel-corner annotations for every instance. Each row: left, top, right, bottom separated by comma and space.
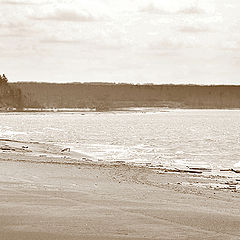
0, 0, 239, 84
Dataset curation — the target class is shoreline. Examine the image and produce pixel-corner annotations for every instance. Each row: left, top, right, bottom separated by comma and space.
0, 157, 240, 239
0, 139, 240, 239
0, 139, 240, 191
1, 107, 240, 114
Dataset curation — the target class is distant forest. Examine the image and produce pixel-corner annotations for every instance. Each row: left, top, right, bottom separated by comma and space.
9, 82, 240, 110
0, 74, 22, 110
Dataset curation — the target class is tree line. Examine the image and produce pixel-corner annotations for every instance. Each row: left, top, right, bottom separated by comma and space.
0, 74, 23, 110
11, 82, 240, 110
0, 74, 8, 84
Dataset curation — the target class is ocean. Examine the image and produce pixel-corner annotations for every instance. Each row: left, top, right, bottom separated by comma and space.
1, 109, 240, 171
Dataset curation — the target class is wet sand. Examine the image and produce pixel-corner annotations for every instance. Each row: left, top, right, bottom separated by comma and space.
0, 140, 240, 240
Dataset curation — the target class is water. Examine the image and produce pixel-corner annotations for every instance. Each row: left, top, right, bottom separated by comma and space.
1, 110, 240, 170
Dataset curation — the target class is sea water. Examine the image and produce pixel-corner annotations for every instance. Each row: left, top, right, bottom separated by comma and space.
1, 109, 240, 170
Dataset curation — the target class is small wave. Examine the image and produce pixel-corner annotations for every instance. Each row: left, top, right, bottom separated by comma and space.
234, 161, 240, 168
44, 127, 64, 132
0, 130, 27, 136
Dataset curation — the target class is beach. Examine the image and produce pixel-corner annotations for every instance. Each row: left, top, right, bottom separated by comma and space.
0, 140, 239, 240
2, 0, 240, 238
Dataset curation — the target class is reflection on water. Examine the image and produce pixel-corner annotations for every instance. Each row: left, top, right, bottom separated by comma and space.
1, 110, 240, 170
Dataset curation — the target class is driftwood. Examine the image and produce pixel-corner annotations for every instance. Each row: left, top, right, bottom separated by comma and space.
61, 147, 70, 153
220, 169, 240, 174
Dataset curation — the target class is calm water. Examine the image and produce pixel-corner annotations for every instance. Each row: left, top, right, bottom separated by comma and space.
1, 110, 240, 170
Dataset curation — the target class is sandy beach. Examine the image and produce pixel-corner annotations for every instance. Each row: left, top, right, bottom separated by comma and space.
0, 140, 240, 240
2, 0, 240, 238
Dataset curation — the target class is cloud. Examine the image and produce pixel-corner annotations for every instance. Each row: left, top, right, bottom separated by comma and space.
40, 38, 84, 45
0, 21, 37, 38
0, 0, 35, 5
139, 4, 205, 15
31, 9, 99, 22
178, 6, 205, 15
179, 26, 211, 33
0, 33, 24, 38
40, 36, 124, 51
140, 3, 169, 15
220, 41, 240, 51
0, 21, 26, 29
0, 27, 37, 38
149, 39, 185, 50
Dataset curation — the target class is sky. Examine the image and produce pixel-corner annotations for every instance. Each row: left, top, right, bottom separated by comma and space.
0, 0, 239, 84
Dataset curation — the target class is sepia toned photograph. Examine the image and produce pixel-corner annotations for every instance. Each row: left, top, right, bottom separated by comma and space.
0, 0, 240, 239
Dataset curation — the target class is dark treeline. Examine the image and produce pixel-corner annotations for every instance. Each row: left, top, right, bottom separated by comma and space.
11, 82, 240, 110
0, 74, 23, 110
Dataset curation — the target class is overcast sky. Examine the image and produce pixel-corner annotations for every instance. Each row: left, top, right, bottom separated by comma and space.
0, 0, 239, 84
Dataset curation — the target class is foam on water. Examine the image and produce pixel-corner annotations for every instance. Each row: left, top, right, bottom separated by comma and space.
0, 127, 27, 137
234, 161, 240, 168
